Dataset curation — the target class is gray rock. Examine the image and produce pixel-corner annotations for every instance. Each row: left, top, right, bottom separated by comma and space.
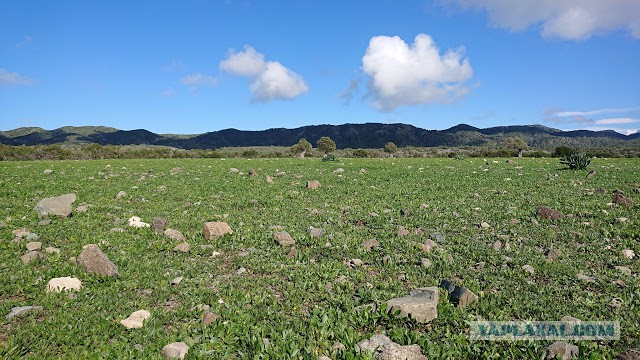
43, 169, 54, 174
161, 342, 189, 359
12, 228, 31, 238
25, 233, 39, 241
34, 193, 76, 217
618, 348, 640, 360
46, 277, 82, 292
361, 239, 380, 250
173, 242, 190, 253
387, 287, 438, 323
274, 231, 295, 246
420, 258, 432, 268
308, 227, 325, 238
171, 277, 183, 285
440, 280, 478, 308
38, 219, 51, 226
397, 226, 410, 237
349, 258, 364, 267
537, 206, 564, 220
522, 264, 535, 275
120, 310, 151, 329
115, 191, 127, 199
78, 244, 119, 276
266, 175, 273, 184
430, 232, 445, 242
164, 229, 186, 241
21, 251, 44, 265
152, 217, 167, 233
306, 180, 321, 189
6, 306, 43, 320
546, 341, 578, 359
358, 334, 427, 360
45, 247, 60, 254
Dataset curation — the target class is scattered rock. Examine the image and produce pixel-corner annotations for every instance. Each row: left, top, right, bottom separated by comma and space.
266, 175, 273, 184
418, 239, 437, 253
78, 244, 119, 277
622, 249, 635, 259
12, 228, 31, 238
308, 227, 325, 238
358, 334, 427, 360
274, 231, 295, 246
120, 310, 151, 329
203, 311, 218, 325
614, 266, 632, 275
400, 208, 409, 217
164, 229, 186, 241
522, 265, 535, 275
387, 287, 438, 323
248, 169, 257, 176
306, 180, 321, 189
43, 169, 54, 174
362, 239, 380, 250
110, 227, 126, 233
286, 247, 298, 258
430, 232, 445, 243
236, 267, 247, 275
576, 273, 596, 283
128, 216, 150, 228
491, 240, 502, 251
397, 226, 410, 237
203, 221, 233, 239
479, 222, 490, 229
616, 217, 629, 223
25, 233, 38, 241
545, 249, 561, 262
21, 251, 44, 264
45, 246, 60, 254
618, 348, 640, 360
349, 258, 364, 267
26, 241, 42, 251
34, 193, 76, 217
546, 341, 578, 360
38, 219, 52, 225
5, 306, 43, 320
440, 280, 478, 308
612, 190, 634, 208
115, 191, 127, 200
537, 206, 564, 220
173, 242, 190, 253
161, 342, 189, 359
46, 277, 82, 292
152, 217, 167, 233
420, 258, 431, 268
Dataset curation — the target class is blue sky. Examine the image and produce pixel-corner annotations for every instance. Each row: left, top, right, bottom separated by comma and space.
1, 0, 639, 135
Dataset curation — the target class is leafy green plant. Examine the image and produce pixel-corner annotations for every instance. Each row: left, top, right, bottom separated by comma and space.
560, 152, 591, 169
321, 153, 338, 161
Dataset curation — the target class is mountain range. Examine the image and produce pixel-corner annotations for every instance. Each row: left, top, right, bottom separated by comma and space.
1, 123, 639, 149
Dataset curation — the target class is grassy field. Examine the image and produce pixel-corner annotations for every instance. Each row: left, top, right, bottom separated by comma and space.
0, 157, 638, 359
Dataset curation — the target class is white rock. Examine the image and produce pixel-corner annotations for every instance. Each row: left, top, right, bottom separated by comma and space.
46, 277, 82, 292
120, 310, 151, 329
622, 249, 635, 259
128, 216, 150, 228
161, 342, 189, 359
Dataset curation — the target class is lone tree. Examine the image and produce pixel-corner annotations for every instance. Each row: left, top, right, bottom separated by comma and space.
290, 138, 312, 158
316, 136, 336, 154
384, 142, 398, 156
502, 136, 527, 158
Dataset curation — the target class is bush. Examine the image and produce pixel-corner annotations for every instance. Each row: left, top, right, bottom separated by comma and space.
321, 154, 338, 162
553, 146, 576, 158
352, 149, 369, 158
560, 153, 591, 170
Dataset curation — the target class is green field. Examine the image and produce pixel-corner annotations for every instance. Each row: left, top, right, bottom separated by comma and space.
1, 158, 638, 359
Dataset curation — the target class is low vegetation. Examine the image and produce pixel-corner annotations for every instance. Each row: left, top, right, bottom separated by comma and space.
0, 157, 638, 358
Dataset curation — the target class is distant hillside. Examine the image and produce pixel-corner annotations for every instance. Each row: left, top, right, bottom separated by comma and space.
1, 123, 639, 149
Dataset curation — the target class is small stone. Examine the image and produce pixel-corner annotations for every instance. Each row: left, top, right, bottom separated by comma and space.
306, 180, 321, 189
120, 310, 151, 329
522, 265, 535, 275
45, 247, 60, 254
545, 249, 561, 262
38, 219, 52, 226
616, 217, 629, 223
479, 222, 490, 228
576, 273, 596, 282
618, 348, 640, 360
430, 232, 445, 242
25, 233, 38, 241
418, 239, 437, 253
43, 169, 54, 174
78, 244, 119, 276
110, 227, 126, 233
12, 228, 31, 238
274, 231, 295, 246
451, 286, 478, 308
164, 229, 186, 241
358, 334, 427, 360
361, 239, 380, 250
349, 258, 363, 267
235, 267, 247, 275
128, 216, 150, 228
612, 190, 634, 208
46, 277, 82, 292
397, 226, 410, 236
614, 266, 632, 275
21, 251, 44, 265
26, 242, 42, 251
286, 247, 297, 258
420, 258, 432, 268
203, 312, 218, 325
5, 306, 43, 320
537, 206, 564, 220
308, 227, 325, 238
203, 221, 233, 239
171, 276, 183, 285
387, 287, 438, 323
622, 249, 635, 259
229, 168, 239, 173
400, 208, 409, 217
491, 240, 502, 251
173, 242, 190, 253
161, 342, 189, 360
75, 204, 89, 213
266, 175, 273, 183
68, 256, 76, 263
546, 341, 578, 360
332, 342, 346, 351
134, 344, 143, 351
248, 169, 257, 176
115, 191, 127, 199
152, 217, 167, 233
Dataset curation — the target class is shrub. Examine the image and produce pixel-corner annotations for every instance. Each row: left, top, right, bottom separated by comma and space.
560, 152, 591, 170
352, 149, 369, 158
321, 154, 338, 162
553, 146, 576, 158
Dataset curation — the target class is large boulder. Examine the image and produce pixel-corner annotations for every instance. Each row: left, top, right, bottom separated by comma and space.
386, 287, 438, 323
78, 244, 119, 276
203, 222, 233, 239
34, 193, 76, 217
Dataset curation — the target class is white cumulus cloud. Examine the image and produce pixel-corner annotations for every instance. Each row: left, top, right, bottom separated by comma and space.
0, 68, 35, 86
361, 33, 473, 111
180, 73, 218, 87
443, 0, 640, 40
219, 45, 308, 102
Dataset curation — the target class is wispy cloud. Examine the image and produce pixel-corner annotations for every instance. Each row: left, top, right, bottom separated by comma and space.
554, 107, 640, 118
159, 87, 176, 98
180, 73, 218, 87
0, 68, 36, 86
338, 77, 361, 105
545, 106, 640, 134
161, 60, 185, 72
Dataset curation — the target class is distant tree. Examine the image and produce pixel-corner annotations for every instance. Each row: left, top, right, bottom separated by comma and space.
553, 145, 576, 158
290, 138, 312, 158
384, 142, 398, 156
316, 136, 336, 154
502, 136, 527, 157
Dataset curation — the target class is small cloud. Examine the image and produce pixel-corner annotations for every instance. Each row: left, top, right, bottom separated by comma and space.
219, 45, 308, 102
161, 60, 185, 72
159, 87, 176, 97
180, 73, 218, 87
361, 33, 473, 112
443, 0, 640, 40
0, 68, 36, 86
338, 77, 362, 105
